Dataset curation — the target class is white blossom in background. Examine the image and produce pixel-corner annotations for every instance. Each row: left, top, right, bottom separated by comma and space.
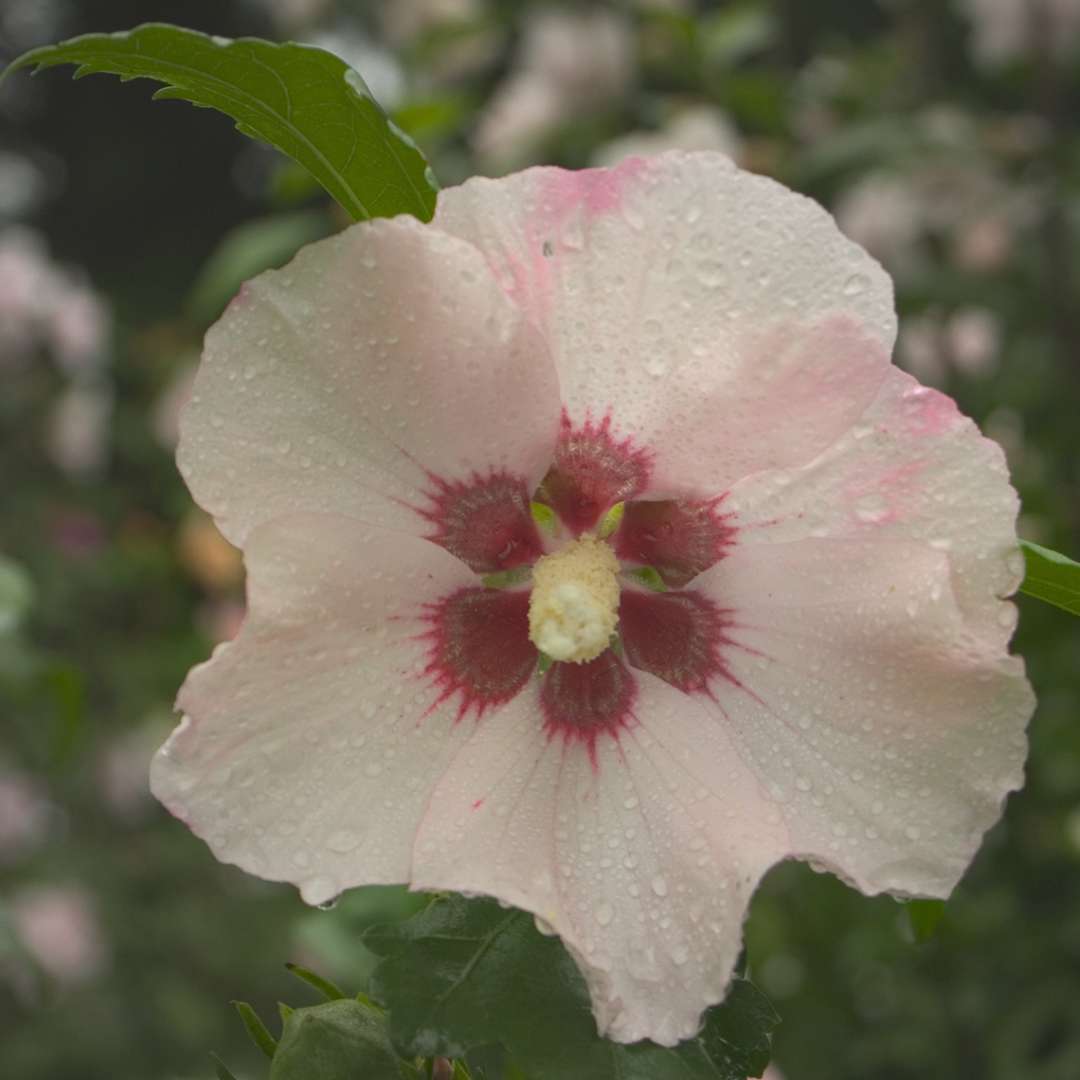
378, 0, 483, 43
897, 312, 948, 386
243, 0, 332, 35
0, 151, 45, 219
377, 0, 499, 84
45, 383, 113, 479
833, 173, 926, 273
592, 106, 744, 168
153, 361, 198, 452
0, 227, 109, 373
960, 0, 1080, 66
896, 308, 1002, 386
154, 152, 1033, 1046
473, 9, 635, 171
306, 24, 406, 110
948, 308, 1001, 377
98, 721, 173, 823
0, 767, 51, 862
835, 156, 1033, 277
10, 884, 109, 986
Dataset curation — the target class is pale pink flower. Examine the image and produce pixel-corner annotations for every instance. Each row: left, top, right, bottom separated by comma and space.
45, 383, 113, 478
473, 9, 634, 171
10, 884, 109, 985
960, 0, 1080, 66
0, 767, 50, 861
593, 107, 744, 169
153, 153, 1033, 1046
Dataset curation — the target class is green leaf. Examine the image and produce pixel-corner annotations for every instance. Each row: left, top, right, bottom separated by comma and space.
209, 1052, 241, 1080
232, 1000, 278, 1060
187, 210, 333, 325
1019, 540, 1080, 616
1, 23, 438, 222
0, 555, 33, 635
367, 895, 778, 1080
270, 998, 418, 1080
285, 961, 348, 1002
905, 899, 946, 944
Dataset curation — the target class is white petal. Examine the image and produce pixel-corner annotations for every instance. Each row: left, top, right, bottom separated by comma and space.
179, 215, 559, 547
151, 514, 529, 904
726, 367, 1024, 648
692, 536, 1033, 898
434, 151, 897, 493
412, 671, 787, 1046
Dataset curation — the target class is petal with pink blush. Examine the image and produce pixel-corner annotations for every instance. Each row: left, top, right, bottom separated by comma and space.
727, 367, 1023, 650
412, 669, 787, 1046
691, 537, 1033, 898
615, 497, 734, 586
151, 514, 535, 906
178, 216, 560, 548
433, 152, 896, 494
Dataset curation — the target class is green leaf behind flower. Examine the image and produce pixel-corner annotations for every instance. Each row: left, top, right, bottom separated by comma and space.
366, 895, 778, 1080
0, 23, 438, 222
270, 999, 419, 1080
1019, 540, 1080, 616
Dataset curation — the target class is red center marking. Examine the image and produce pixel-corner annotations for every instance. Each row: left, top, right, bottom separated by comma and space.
540, 652, 637, 766
537, 411, 652, 535
416, 469, 544, 574
615, 496, 735, 587
619, 587, 742, 698
420, 587, 536, 721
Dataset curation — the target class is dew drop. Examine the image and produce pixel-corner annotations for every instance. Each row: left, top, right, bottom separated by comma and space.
594, 902, 614, 927
651, 874, 669, 898
326, 829, 360, 853
843, 273, 869, 296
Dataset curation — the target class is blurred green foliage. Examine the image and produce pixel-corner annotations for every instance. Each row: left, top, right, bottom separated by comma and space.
2, 1, 1079, 1078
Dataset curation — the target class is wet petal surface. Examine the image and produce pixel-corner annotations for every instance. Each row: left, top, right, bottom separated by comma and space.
412, 669, 787, 1046
434, 152, 897, 498
179, 216, 560, 548
151, 514, 535, 906
691, 537, 1032, 896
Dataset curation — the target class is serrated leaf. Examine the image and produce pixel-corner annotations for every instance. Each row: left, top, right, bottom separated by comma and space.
366, 895, 778, 1080
1019, 540, 1080, 616
285, 961, 347, 1002
232, 1000, 278, 1060
1, 23, 438, 222
269, 998, 417, 1080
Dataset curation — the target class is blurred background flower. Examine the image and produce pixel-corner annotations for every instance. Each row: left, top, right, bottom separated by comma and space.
1, 1, 1079, 1078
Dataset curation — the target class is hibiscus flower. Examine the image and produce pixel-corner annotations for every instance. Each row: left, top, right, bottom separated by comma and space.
153, 152, 1034, 1046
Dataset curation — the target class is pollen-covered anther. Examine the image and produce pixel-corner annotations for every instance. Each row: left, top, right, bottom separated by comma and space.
528, 537, 620, 664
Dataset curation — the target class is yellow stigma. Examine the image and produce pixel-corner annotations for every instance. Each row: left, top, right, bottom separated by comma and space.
528, 537, 620, 664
